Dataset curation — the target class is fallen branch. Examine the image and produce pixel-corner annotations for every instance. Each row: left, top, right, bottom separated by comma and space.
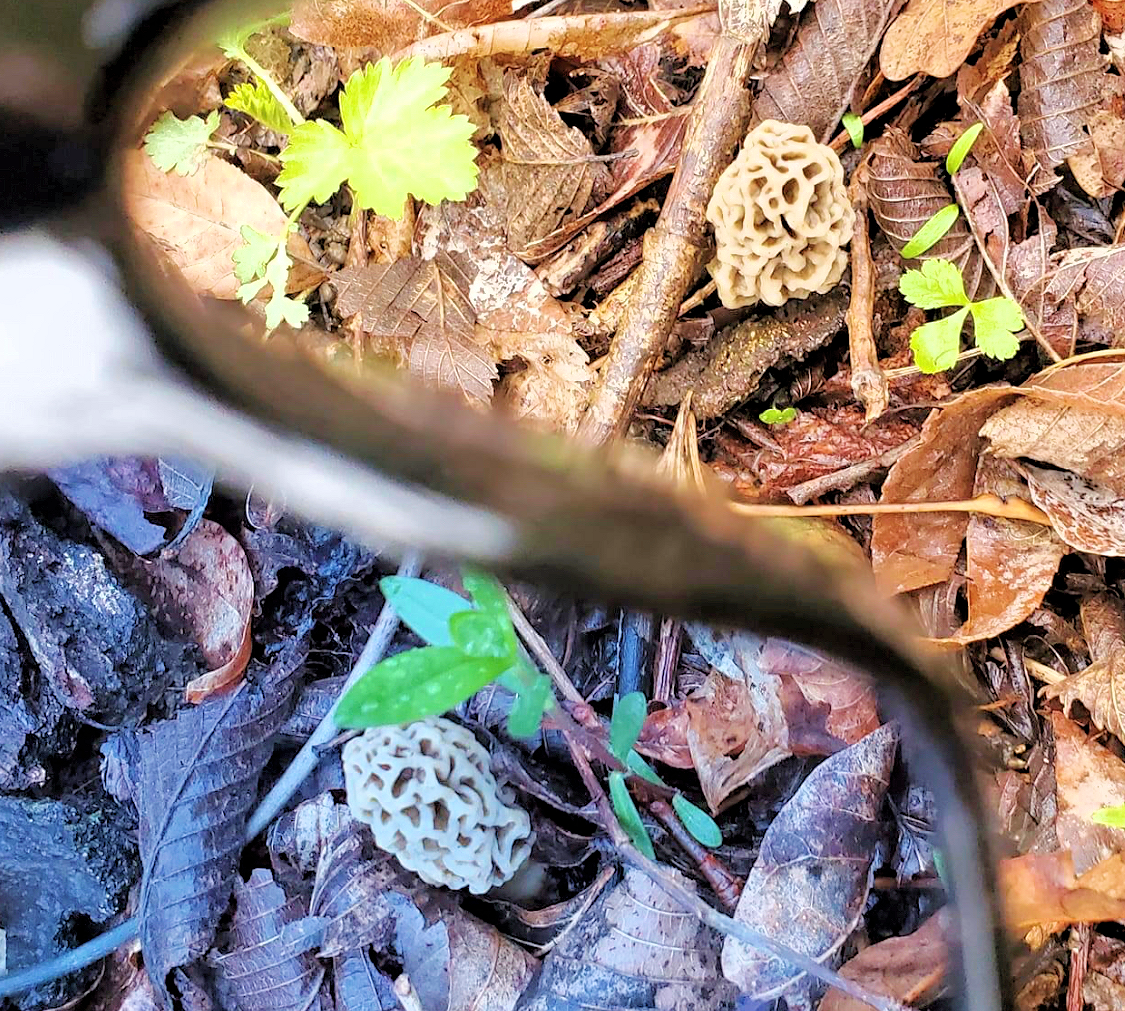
845, 165, 889, 422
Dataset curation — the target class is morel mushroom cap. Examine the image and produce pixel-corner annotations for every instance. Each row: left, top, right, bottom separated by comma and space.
342, 717, 533, 894
706, 120, 855, 308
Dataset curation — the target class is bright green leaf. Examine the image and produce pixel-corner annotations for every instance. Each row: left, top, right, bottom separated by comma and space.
759, 406, 797, 425
841, 112, 864, 148
970, 296, 1024, 361
609, 771, 655, 859
276, 57, 478, 218
233, 224, 278, 284
898, 257, 969, 309
143, 110, 220, 175
225, 79, 294, 134
1092, 803, 1125, 828
946, 122, 984, 175
449, 610, 513, 659
460, 568, 518, 657
335, 646, 510, 728
266, 289, 310, 331
672, 794, 722, 848
506, 672, 553, 738
626, 750, 667, 787
901, 204, 960, 258
910, 306, 969, 374
610, 692, 647, 763
379, 575, 471, 647
239, 245, 309, 333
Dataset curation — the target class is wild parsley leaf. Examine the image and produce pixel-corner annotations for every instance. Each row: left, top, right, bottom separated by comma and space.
898, 258, 968, 309
909, 306, 969, 374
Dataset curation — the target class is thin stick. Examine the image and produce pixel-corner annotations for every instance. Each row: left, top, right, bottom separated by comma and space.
729, 493, 1052, 526
506, 592, 587, 707
845, 166, 889, 422
0, 553, 423, 1001
828, 77, 923, 152
785, 435, 922, 505
648, 799, 743, 911
576, 32, 759, 444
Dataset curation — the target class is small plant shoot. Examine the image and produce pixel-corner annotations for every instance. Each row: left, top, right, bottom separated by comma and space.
899, 258, 1024, 373
335, 569, 552, 738
1092, 803, 1125, 828
759, 406, 797, 425
900, 203, 960, 258
841, 112, 864, 149
946, 122, 983, 174
609, 771, 656, 858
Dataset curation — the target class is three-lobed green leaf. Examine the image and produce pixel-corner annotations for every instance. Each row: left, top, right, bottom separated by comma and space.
970, 296, 1024, 361
910, 307, 968, 374
276, 57, 478, 219
898, 257, 968, 309
144, 110, 219, 175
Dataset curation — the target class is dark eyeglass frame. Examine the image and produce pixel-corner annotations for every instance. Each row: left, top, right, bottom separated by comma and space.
0, 3, 1011, 1008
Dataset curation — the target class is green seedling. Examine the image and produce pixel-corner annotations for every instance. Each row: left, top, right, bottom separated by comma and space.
946, 122, 983, 175
901, 203, 960, 258
900, 258, 1024, 373
841, 112, 864, 149
759, 406, 797, 426
143, 16, 479, 334
1092, 802, 1125, 828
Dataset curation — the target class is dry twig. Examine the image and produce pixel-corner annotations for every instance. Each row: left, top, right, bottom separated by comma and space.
846, 165, 889, 422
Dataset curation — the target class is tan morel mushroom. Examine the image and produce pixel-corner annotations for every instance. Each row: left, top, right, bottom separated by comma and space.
342, 717, 533, 894
706, 119, 855, 308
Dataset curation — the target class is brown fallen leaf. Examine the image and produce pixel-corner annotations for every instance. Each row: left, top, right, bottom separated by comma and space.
1067, 75, 1125, 199
1044, 594, 1125, 741
333, 253, 497, 405
290, 0, 511, 53
121, 150, 323, 300
1051, 712, 1125, 876
1043, 247, 1125, 346
753, 0, 898, 143
1018, 0, 1102, 183
936, 456, 1067, 645
1000, 850, 1125, 932
871, 386, 1016, 594
1021, 464, 1125, 556
131, 520, 255, 703
866, 129, 990, 299
498, 74, 609, 256
818, 909, 950, 1011
880, 0, 1026, 81
981, 398, 1125, 496
722, 724, 897, 1003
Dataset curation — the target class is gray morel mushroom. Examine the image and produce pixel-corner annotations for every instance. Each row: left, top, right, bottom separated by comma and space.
706, 119, 855, 308
342, 716, 533, 894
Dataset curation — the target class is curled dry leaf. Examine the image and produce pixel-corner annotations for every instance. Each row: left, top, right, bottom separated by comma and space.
137, 645, 304, 1006
1045, 594, 1125, 733
818, 909, 950, 1011
722, 724, 898, 1002
209, 869, 328, 1011
1044, 246, 1125, 345
880, 0, 1025, 81
1021, 464, 1125, 556
290, 0, 511, 53
1067, 75, 1125, 199
121, 150, 323, 300
1000, 850, 1125, 932
1018, 0, 1102, 180
310, 827, 397, 957
519, 868, 737, 1010
935, 456, 1067, 645
866, 129, 990, 298
499, 74, 610, 256
1051, 712, 1125, 876
130, 520, 255, 703
334, 949, 398, 1011
871, 386, 1016, 594
753, 0, 897, 142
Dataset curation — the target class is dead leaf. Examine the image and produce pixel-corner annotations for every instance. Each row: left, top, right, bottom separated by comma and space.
132, 520, 255, 703
759, 639, 880, 744
1000, 850, 1125, 932
1043, 247, 1125, 345
121, 150, 323, 300
753, 0, 898, 142
1051, 712, 1125, 875
1018, 0, 1102, 180
290, 0, 512, 53
498, 74, 609, 255
981, 398, 1125, 495
1067, 75, 1125, 198
871, 386, 1017, 594
937, 456, 1067, 645
519, 868, 737, 1010
818, 909, 950, 1011
866, 129, 991, 298
1021, 465, 1125, 556
333, 254, 497, 404
722, 724, 898, 1003
880, 0, 1025, 80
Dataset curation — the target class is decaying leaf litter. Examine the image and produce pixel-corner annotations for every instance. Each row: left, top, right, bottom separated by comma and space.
8, 0, 1125, 1006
